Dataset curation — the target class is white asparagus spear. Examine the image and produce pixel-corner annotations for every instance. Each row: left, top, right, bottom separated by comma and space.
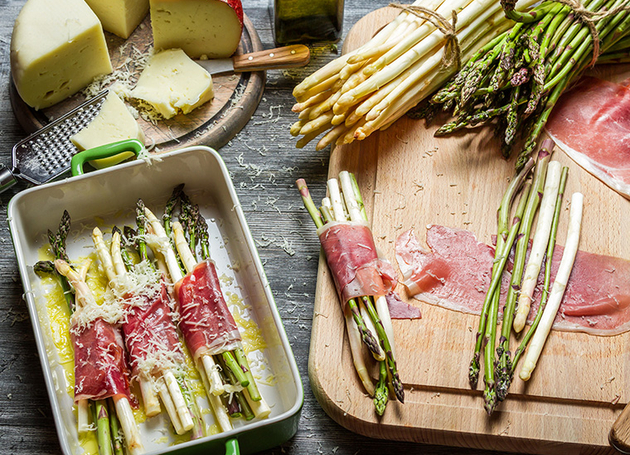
513, 162, 563, 333
163, 371, 194, 431
114, 396, 144, 454
519, 193, 584, 381
144, 208, 184, 283
327, 178, 347, 222
75, 260, 92, 433
77, 399, 90, 434
158, 378, 183, 434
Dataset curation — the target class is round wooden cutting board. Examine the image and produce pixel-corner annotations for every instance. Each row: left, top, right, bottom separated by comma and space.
10, 14, 265, 152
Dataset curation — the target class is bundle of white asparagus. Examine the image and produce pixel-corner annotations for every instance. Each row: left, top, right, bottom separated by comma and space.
290, 0, 539, 150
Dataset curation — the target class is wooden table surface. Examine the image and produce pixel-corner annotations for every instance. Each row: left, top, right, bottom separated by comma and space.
0, 1, 565, 454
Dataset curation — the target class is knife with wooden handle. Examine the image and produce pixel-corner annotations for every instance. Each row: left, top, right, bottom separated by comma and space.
196, 44, 310, 75
610, 405, 630, 453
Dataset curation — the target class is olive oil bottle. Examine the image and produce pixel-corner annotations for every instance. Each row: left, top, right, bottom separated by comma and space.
273, 0, 344, 44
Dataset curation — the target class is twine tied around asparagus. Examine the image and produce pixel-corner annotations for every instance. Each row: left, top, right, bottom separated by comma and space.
503, 0, 630, 67
554, 0, 630, 65
389, 3, 461, 70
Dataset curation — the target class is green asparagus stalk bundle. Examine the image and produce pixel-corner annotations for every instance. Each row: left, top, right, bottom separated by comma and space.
416, 0, 630, 168
470, 139, 577, 414
296, 172, 403, 416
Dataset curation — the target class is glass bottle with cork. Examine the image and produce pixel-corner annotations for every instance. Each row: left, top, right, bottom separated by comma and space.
273, 0, 344, 45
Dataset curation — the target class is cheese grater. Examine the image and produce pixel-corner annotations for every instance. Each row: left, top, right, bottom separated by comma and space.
0, 91, 109, 193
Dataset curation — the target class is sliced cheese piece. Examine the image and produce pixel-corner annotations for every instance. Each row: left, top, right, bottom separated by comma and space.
71, 92, 145, 169
84, 0, 149, 39
150, 0, 243, 59
131, 49, 214, 119
10, 0, 112, 110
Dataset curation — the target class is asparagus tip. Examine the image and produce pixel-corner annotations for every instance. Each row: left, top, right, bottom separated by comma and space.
373, 387, 388, 416
483, 387, 497, 416
469, 355, 480, 389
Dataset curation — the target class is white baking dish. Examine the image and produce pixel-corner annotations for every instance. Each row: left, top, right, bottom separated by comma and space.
8, 146, 303, 455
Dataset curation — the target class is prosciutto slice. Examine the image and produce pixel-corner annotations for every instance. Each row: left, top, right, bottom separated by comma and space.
546, 76, 630, 198
318, 221, 397, 305
174, 260, 241, 360
396, 225, 630, 336
71, 318, 132, 403
122, 280, 184, 377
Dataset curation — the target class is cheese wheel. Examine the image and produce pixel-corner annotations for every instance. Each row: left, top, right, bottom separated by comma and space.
70, 92, 145, 169
130, 49, 214, 119
84, 0, 149, 39
10, 0, 112, 110
150, 0, 244, 59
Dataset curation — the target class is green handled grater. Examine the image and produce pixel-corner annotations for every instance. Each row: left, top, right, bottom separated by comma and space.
0, 91, 109, 192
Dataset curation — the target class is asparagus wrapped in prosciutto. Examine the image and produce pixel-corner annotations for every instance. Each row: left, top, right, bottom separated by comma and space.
91, 219, 204, 439
144, 188, 268, 431
36, 211, 143, 455
296, 171, 403, 415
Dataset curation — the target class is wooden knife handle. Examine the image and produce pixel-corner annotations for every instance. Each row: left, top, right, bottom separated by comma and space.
232, 45, 310, 72
610, 403, 630, 453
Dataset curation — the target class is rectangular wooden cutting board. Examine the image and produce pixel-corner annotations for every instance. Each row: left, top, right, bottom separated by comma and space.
309, 7, 630, 454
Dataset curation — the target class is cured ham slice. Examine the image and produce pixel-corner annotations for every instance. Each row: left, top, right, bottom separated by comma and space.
396, 225, 630, 336
395, 225, 511, 314
71, 318, 132, 402
122, 280, 184, 377
546, 76, 630, 198
174, 260, 241, 360
317, 220, 397, 305
385, 292, 422, 319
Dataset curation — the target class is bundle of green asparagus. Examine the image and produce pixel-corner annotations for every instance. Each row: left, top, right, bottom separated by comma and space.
470, 140, 583, 415
419, 0, 630, 168
290, 0, 540, 150
296, 172, 402, 415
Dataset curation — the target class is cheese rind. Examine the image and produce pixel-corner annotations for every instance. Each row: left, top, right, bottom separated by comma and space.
150, 0, 243, 59
84, 0, 149, 39
10, 0, 113, 110
131, 49, 214, 119
71, 92, 145, 169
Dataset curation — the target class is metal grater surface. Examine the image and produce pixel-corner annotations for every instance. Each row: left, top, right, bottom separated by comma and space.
11, 91, 109, 185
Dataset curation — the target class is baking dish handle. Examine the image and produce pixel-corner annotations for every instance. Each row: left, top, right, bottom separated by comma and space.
225, 438, 240, 455
70, 139, 145, 176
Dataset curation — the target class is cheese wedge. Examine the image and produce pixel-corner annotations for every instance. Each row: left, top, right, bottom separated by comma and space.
131, 49, 214, 119
150, 0, 243, 59
71, 92, 145, 169
84, 0, 149, 39
10, 0, 112, 110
